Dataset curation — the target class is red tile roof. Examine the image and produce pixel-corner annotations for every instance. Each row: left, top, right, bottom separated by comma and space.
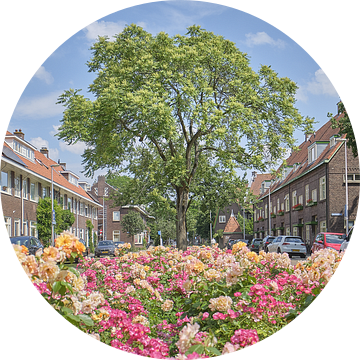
3, 133, 98, 203
250, 173, 272, 196
224, 215, 242, 234
258, 119, 344, 198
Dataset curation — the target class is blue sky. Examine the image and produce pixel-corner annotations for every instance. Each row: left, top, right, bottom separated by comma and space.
7, 0, 341, 183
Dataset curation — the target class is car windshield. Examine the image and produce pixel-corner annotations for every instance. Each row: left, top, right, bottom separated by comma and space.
10, 237, 27, 245
98, 241, 114, 246
253, 240, 262, 244
284, 237, 302, 243
326, 234, 345, 244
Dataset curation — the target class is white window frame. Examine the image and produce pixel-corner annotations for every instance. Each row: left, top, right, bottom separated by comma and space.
30, 182, 36, 201
22, 179, 28, 199
286, 227, 291, 235
298, 195, 303, 206
284, 194, 290, 212
30, 221, 37, 237
219, 215, 226, 223
293, 226, 298, 236
1, 171, 11, 194
14, 176, 21, 197
292, 191, 297, 207
320, 220, 326, 233
311, 189, 317, 203
319, 176, 326, 201
305, 184, 310, 203
14, 218, 21, 236
113, 230, 120, 242
4, 217, 11, 236
113, 211, 120, 222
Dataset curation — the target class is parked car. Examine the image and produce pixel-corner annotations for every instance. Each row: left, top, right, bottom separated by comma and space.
311, 232, 345, 253
267, 236, 307, 258
227, 239, 237, 250
10, 236, 44, 255
94, 240, 116, 257
249, 238, 262, 253
340, 226, 354, 252
114, 241, 125, 249
259, 236, 276, 253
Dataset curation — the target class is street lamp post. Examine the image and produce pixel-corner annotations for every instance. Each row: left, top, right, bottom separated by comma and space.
51, 164, 61, 246
336, 138, 349, 235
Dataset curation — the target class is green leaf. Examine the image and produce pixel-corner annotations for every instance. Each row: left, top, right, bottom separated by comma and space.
78, 314, 94, 327
52, 281, 61, 294
206, 347, 221, 356
185, 344, 205, 356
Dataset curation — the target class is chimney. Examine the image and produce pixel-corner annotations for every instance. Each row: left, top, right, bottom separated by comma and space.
14, 129, 25, 140
40, 146, 49, 158
305, 132, 312, 142
58, 159, 66, 170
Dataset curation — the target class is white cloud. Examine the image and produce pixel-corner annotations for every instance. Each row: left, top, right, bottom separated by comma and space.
296, 69, 338, 102
29, 136, 59, 160
50, 124, 60, 136
13, 91, 63, 119
59, 140, 87, 155
84, 20, 127, 40
34, 66, 54, 84
245, 32, 286, 48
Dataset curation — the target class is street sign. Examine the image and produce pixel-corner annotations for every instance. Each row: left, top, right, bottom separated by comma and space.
331, 213, 343, 217
158, 230, 161, 236
52, 210, 56, 225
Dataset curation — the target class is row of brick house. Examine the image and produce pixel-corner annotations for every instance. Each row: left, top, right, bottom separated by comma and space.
252, 116, 359, 251
1, 130, 102, 243
1, 129, 153, 248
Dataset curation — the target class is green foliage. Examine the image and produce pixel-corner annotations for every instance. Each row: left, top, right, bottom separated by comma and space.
36, 197, 75, 246
237, 212, 253, 236
86, 219, 95, 253
121, 210, 146, 238
329, 102, 358, 158
57, 24, 314, 250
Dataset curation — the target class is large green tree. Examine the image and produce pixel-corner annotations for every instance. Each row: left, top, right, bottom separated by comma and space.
57, 24, 313, 250
329, 102, 358, 158
36, 197, 75, 246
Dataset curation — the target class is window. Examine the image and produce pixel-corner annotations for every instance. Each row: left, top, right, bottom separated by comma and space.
79, 228, 84, 240
344, 174, 360, 183
30, 182, 36, 201
85, 205, 88, 217
281, 202, 284, 211
305, 184, 310, 203
113, 230, 120, 242
277, 198, 280, 211
284, 194, 290, 212
94, 187, 98, 196
1, 171, 11, 194
14, 176, 21, 197
42, 186, 50, 199
134, 232, 144, 245
68, 198, 72, 211
23, 221, 28, 236
320, 220, 326, 233
265, 204, 268, 219
319, 176, 326, 201
14, 218, 21, 236
308, 145, 316, 163
30, 221, 37, 237
293, 227, 298, 236
292, 191, 297, 207
104, 187, 109, 197
286, 227, 291, 236
80, 202, 85, 216
298, 195, 303, 206
311, 189, 317, 203
22, 179, 28, 199
93, 207, 98, 219
219, 215, 226, 223
4, 217, 11, 236
113, 211, 120, 221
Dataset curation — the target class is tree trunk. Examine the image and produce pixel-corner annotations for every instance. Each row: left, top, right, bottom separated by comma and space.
176, 187, 189, 251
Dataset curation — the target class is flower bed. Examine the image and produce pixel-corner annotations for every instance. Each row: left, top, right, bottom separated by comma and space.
12, 232, 343, 359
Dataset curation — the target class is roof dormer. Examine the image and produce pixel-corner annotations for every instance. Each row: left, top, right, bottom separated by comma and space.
308, 141, 329, 164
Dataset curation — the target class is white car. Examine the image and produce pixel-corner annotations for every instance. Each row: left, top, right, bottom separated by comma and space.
340, 226, 353, 252
267, 236, 307, 258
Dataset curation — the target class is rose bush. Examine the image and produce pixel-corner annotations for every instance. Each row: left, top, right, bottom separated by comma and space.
13, 234, 343, 358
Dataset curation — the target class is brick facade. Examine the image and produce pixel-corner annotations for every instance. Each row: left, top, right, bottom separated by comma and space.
253, 119, 359, 250
2, 131, 102, 244
88, 175, 153, 248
